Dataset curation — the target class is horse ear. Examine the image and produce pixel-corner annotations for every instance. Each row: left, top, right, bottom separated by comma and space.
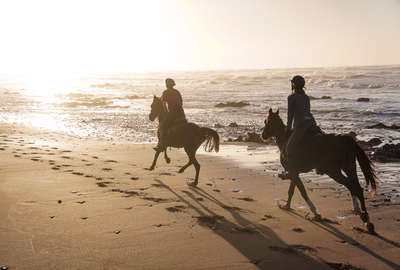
268, 108, 273, 114
276, 108, 279, 115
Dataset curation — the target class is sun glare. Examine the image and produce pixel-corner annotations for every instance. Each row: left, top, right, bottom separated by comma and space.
22, 71, 81, 97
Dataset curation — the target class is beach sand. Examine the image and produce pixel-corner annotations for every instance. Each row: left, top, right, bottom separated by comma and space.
0, 123, 399, 270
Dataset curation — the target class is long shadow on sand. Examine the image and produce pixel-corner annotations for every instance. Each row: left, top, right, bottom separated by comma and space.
281, 208, 400, 269
155, 179, 331, 270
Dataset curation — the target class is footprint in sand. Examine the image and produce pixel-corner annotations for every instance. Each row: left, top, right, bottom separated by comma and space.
61, 156, 72, 159
92, 156, 99, 159
102, 168, 112, 171
292, 227, 305, 233
85, 163, 94, 166
96, 182, 109, 187
105, 160, 118, 163
0, 148, 6, 151
72, 172, 84, 176
130, 177, 139, 180
14, 155, 21, 158
236, 197, 255, 202
165, 205, 186, 213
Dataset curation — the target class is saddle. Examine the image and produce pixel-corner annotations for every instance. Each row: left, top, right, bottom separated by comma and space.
166, 116, 188, 136
282, 125, 324, 165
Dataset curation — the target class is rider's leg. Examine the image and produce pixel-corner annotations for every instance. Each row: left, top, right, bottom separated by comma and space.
154, 112, 174, 151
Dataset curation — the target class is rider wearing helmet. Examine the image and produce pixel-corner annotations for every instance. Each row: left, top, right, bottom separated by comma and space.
153, 78, 186, 151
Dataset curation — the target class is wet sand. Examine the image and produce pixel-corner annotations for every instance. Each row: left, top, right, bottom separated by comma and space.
0, 123, 399, 270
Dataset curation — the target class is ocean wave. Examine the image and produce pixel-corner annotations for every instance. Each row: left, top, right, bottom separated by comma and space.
326, 81, 385, 89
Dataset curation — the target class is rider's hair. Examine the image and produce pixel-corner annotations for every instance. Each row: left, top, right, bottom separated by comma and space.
291, 75, 306, 94
165, 78, 176, 88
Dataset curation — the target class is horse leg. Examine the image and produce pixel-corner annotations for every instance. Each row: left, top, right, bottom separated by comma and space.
184, 144, 201, 186
328, 169, 374, 233
163, 149, 171, 164
149, 150, 161, 170
342, 167, 374, 233
281, 181, 295, 210
291, 173, 320, 219
178, 159, 192, 173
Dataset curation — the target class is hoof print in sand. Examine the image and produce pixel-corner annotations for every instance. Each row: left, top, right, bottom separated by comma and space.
165, 205, 186, 213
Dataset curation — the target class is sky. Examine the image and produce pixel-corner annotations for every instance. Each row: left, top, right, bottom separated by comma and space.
0, 0, 399, 74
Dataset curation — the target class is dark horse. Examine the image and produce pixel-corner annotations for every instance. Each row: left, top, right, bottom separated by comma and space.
262, 109, 377, 233
149, 96, 220, 186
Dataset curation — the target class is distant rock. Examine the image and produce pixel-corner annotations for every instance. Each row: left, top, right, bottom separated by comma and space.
368, 138, 382, 146
214, 123, 224, 128
245, 132, 263, 143
357, 138, 382, 150
234, 136, 243, 142
346, 131, 357, 139
228, 122, 239, 127
366, 123, 400, 130
309, 96, 332, 100
357, 97, 370, 102
215, 101, 250, 108
372, 143, 400, 162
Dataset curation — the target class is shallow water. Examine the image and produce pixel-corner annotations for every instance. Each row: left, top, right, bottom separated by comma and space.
1, 65, 399, 190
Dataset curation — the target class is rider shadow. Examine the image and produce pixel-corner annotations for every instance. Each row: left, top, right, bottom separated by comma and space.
154, 179, 331, 270
281, 208, 400, 269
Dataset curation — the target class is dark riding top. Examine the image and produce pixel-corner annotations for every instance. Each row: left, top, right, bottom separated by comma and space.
161, 88, 183, 113
161, 88, 186, 129
287, 92, 316, 129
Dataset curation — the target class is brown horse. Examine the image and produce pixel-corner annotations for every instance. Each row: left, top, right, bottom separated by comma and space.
262, 108, 377, 233
149, 96, 220, 186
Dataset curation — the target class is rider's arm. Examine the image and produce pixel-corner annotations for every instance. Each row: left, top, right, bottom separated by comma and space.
161, 91, 169, 112
287, 95, 295, 129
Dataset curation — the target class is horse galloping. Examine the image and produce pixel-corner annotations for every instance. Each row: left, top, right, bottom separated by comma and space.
262, 108, 377, 233
149, 96, 220, 186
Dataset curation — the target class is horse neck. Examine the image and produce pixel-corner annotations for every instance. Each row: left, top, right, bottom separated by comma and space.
157, 104, 168, 123
274, 123, 288, 152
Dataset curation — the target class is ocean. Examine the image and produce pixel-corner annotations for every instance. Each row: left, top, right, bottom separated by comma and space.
1, 65, 399, 195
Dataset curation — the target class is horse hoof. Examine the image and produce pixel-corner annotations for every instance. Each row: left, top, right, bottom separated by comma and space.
187, 181, 198, 187
165, 158, 171, 164
178, 169, 184, 174
278, 203, 291, 211
148, 167, 155, 171
366, 223, 376, 234
313, 214, 322, 221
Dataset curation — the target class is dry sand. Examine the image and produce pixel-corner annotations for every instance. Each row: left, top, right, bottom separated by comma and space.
0, 123, 399, 270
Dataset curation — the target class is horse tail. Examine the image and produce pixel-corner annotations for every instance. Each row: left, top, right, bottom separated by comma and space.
353, 139, 377, 197
200, 127, 220, 153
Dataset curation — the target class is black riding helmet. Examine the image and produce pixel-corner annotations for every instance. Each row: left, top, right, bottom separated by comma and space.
291, 75, 305, 91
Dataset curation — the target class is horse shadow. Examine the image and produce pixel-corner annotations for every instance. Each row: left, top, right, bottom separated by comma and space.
281, 208, 400, 269
155, 179, 331, 270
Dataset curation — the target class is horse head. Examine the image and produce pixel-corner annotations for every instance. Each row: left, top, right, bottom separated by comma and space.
262, 108, 283, 140
149, 95, 163, 121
